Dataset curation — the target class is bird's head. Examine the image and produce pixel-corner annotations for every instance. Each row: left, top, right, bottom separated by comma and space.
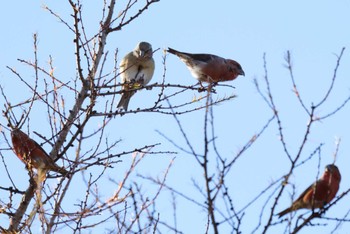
11, 128, 23, 139
134, 41, 153, 59
324, 164, 341, 182
227, 59, 245, 77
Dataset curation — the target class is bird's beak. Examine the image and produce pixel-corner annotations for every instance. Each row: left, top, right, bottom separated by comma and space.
139, 50, 145, 57
240, 69, 245, 76
326, 165, 333, 172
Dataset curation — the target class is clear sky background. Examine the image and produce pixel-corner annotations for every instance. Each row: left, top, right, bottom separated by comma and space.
0, 1, 350, 233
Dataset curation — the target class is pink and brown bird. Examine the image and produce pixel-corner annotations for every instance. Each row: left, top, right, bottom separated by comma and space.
117, 41, 155, 111
167, 47, 244, 84
11, 128, 68, 177
277, 164, 341, 218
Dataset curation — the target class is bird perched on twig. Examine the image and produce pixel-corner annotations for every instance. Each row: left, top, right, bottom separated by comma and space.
167, 47, 244, 85
277, 164, 341, 218
11, 128, 69, 213
117, 42, 155, 111
11, 128, 69, 180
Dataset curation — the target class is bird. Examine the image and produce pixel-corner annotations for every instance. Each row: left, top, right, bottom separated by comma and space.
277, 164, 341, 218
11, 128, 69, 177
117, 42, 155, 111
167, 47, 245, 84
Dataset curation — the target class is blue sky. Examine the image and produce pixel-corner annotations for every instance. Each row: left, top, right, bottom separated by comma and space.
1, 1, 350, 233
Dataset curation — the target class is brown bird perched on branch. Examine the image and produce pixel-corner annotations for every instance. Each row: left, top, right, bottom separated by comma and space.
11, 128, 68, 179
117, 41, 155, 111
167, 47, 244, 85
277, 164, 341, 217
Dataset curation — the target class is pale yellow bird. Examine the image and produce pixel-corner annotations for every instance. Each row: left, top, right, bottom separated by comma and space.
117, 42, 155, 111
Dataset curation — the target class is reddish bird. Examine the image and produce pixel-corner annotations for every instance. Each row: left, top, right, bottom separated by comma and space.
11, 129, 68, 176
167, 47, 244, 84
277, 164, 341, 218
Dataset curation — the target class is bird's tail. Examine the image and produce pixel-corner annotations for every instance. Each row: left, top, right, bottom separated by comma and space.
167, 47, 193, 62
167, 47, 181, 56
277, 207, 292, 218
56, 166, 69, 177
117, 91, 134, 111
49, 163, 69, 177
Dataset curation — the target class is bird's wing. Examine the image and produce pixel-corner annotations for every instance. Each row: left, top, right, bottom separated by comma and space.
183, 53, 219, 63
301, 180, 330, 206
294, 182, 315, 203
167, 48, 220, 63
